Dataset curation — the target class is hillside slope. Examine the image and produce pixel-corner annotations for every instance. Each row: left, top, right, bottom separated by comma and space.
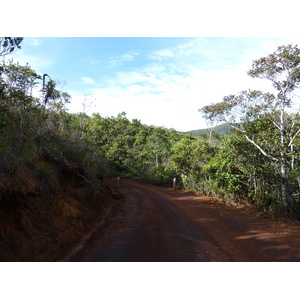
0, 150, 120, 262
185, 123, 231, 136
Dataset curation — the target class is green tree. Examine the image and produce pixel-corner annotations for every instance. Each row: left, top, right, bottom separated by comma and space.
0, 59, 42, 133
171, 135, 216, 191
146, 127, 171, 167
200, 44, 300, 214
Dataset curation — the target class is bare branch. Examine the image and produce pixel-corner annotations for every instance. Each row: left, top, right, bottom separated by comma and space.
243, 134, 279, 161
288, 128, 300, 147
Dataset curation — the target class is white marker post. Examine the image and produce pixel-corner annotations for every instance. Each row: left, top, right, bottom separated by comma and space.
173, 177, 176, 192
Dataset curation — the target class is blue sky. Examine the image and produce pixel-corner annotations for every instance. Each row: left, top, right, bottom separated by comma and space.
9, 37, 300, 131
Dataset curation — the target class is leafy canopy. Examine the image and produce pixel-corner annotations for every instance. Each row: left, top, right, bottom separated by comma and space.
0, 37, 23, 56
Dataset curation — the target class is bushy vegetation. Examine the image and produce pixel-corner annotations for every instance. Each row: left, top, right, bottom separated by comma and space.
0, 39, 116, 261
75, 109, 300, 219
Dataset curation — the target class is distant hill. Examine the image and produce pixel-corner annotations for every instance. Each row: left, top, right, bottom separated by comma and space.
185, 123, 231, 136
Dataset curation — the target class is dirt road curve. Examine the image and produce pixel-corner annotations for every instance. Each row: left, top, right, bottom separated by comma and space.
67, 178, 300, 262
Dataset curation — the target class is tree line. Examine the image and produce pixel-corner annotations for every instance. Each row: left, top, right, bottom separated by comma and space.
1, 38, 300, 218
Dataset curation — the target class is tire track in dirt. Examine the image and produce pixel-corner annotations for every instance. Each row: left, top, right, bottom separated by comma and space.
68, 179, 300, 262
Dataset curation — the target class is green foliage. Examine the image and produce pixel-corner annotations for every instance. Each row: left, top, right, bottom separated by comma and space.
0, 59, 102, 197
0, 37, 23, 56
199, 44, 300, 215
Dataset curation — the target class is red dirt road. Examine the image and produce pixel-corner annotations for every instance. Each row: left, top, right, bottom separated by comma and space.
67, 178, 300, 262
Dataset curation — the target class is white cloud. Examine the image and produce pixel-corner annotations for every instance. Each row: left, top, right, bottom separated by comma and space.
67, 38, 298, 131
5, 50, 53, 73
148, 49, 174, 61
80, 77, 96, 85
108, 50, 140, 69
77, 66, 275, 131
114, 71, 149, 85
28, 38, 43, 46
67, 68, 273, 132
